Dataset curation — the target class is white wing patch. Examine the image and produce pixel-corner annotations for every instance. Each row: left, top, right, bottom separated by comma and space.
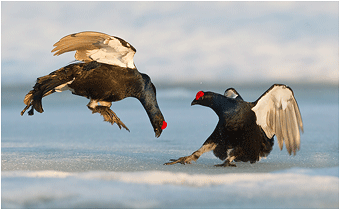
224, 88, 243, 100
54, 78, 75, 93
251, 84, 303, 155
224, 89, 238, 99
52, 31, 136, 68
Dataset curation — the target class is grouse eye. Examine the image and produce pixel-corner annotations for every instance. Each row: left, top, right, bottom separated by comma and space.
196, 91, 204, 100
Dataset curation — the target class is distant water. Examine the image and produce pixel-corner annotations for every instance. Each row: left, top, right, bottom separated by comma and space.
2, 83, 339, 208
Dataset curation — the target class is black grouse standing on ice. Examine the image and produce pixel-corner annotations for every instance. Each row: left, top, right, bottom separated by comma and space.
21, 31, 167, 137
165, 84, 303, 166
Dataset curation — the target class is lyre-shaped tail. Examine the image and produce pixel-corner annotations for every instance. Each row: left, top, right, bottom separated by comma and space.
21, 66, 76, 116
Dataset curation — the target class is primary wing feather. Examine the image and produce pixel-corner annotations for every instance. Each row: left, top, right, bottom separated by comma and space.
51, 31, 136, 68
251, 84, 303, 155
52, 32, 110, 56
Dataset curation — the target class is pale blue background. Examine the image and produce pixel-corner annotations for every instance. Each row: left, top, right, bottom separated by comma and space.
2, 1, 338, 85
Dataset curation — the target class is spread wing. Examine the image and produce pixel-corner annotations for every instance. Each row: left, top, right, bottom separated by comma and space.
251, 84, 303, 155
51, 31, 136, 68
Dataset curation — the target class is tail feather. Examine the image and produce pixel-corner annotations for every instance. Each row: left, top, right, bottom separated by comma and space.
23, 90, 34, 106
21, 90, 35, 115
21, 66, 76, 116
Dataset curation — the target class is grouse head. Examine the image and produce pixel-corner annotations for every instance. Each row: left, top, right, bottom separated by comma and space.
154, 120, 167, 138
191, 91, 216, 107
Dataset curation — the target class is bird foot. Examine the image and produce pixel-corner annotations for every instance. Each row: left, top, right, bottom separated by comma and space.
164, 155, 197, 165
90, 106, 130, 131
214, 161, 236, 167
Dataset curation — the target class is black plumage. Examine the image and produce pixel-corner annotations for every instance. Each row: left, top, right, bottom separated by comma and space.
165, 84, 303, 166
21, 32, 166, 137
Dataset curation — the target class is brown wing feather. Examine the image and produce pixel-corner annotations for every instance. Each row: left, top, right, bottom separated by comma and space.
50, 31, 136, 68
51, 32, 111, 59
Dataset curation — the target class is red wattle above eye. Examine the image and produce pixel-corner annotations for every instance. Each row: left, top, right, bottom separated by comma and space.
196, 91, 204, 100
161, 121, 167, 130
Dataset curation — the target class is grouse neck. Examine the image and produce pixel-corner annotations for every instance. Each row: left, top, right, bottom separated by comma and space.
209, 94, 236, 117
139, 91, 164, 130
137, 76, 164, 130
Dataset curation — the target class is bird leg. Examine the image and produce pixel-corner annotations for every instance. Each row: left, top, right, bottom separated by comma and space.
87, 100, 130, 131
164, 142, 217, 165
214, 156, 237, 167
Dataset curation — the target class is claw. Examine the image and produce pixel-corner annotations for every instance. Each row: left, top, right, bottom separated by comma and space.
214, 161, 236, 167
89, 105, 130, 131
169, 159, 179, 162
164, 156, 195, 165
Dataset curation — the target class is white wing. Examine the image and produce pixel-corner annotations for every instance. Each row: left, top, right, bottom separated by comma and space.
251, 84, 303, 155
51, 31, 136, 68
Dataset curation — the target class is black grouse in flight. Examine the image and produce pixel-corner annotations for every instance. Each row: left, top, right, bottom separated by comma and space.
21, 31, 167, 137
165, 84, 303, 166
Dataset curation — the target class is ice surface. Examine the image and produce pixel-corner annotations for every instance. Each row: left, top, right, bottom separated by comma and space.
2, 167, 339, 208
2, 84, 339, 208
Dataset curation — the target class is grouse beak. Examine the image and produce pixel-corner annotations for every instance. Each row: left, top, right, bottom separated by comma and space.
155, 120, 167, 138
191, 99, 198, 106
155, 129, 162, 138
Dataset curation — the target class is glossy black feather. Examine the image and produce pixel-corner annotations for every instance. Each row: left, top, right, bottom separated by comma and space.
193, 92, 273, 163
165, 85, 302, 166
21, 61, 166, 137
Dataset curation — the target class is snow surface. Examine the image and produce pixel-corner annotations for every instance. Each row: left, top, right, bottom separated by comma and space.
2, 85, 339, 208
2, 167, 338, 209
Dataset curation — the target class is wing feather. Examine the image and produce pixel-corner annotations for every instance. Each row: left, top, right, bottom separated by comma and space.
275, 108, 284, 151
267, 109, 274, 134
289, 104, 300, 152
281, 108, 290, 153
286, 107, 295, 154
251, 84, 303, 155
224, 88, 244, 101
51, 31, 136, 68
